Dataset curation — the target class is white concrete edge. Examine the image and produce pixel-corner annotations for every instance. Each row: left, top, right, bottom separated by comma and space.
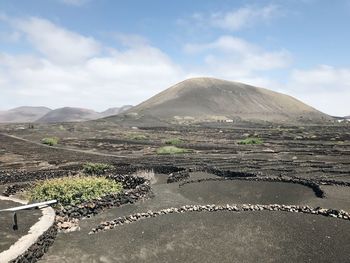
0, 197, 55, 263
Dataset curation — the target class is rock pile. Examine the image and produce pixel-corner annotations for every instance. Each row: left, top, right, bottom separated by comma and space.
55, 216, 80, 232
90, 204, 350, 234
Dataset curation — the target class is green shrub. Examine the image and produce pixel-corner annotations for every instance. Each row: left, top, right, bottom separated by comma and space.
42, 137, 59, 146
28, 176, 122, 206
164, 138, 183, 145
156, 146, 191, 155
238, 138, 263, 145
83, 162, 113, 175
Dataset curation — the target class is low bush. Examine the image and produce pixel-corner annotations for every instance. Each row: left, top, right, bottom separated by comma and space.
238, 138, 263, 145
164, 138, 183, 145
42, 137, 59, 146
156, 146, 191, 155
28, 176, 122, 206
83, 162, 113, 175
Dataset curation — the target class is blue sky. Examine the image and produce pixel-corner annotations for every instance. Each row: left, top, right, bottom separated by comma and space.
0, 0, 349, 116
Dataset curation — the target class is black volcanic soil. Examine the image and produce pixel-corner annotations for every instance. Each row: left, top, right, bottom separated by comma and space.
179, 180, 317, 205
0, 121, 349, 262
42, 211, 350, 263
1, 122, 349, 182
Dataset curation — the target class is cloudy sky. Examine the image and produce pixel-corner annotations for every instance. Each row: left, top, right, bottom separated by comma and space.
0, 0, 349, 116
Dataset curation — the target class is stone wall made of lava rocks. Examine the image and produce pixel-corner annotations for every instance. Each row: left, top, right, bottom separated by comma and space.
109, 164, 186, 176
179, 177, 325, 198
10, 224, 57, 263
150, 165, 186, 174
107, 174, 148, 189
90, 204, 350, 234
199, 167, 259, 178
109, 164, 188, 184
0, 164, 186, 184
298, 177, 350, 187
0, 169, 78, 184
2, 182, 32, 196
167, 170, 190, 183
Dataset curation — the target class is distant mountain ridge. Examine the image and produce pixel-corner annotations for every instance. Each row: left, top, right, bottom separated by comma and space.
0, 106, 51, 123
36, 107, 100, 123
0, 105, 132, 123
100, 105, 133, 118
119, 77, 332, 124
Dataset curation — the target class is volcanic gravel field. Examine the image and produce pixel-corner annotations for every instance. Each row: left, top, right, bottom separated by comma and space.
0, 122, 349, 262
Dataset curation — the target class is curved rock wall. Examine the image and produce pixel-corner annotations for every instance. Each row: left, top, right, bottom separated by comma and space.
90, 204, 350, 234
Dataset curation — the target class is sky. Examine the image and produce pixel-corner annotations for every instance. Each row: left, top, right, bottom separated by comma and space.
0, 0, 349, 116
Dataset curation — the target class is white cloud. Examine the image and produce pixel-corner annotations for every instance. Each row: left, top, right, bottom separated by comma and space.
0, 15, 348, 117
184, 35, 292, 79
283, 65, 350, 116
211, 5, 279, 31
0, 48, 183, 110
0, 17, 184, 110
184, 5, 280, 31
14, 17, 101, 65
290, 65, 350, 92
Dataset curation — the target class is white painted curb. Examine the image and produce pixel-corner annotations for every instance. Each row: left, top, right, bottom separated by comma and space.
0, 197, 55, 263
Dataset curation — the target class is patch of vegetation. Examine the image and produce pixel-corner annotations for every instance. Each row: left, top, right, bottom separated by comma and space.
28, 176, 122, 206
156, 146, 191, 155
83, 162, 113, 175
164, 138, 183, 145
127, 133, 148, 140
238, 137, 263, 145
42, 137, 59, 146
